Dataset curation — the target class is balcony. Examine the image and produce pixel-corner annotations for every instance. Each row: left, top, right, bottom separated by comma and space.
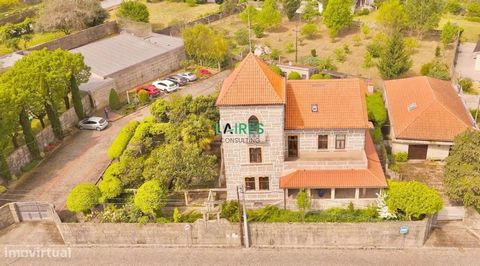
284, 150, 368, 170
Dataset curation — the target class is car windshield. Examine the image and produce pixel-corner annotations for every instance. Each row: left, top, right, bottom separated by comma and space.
99, 119, 106, 123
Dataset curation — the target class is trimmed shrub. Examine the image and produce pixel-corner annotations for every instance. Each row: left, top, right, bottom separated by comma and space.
459, 78, 474, 94
366, 92, 387, 127
107, 120, 140, 159
66, 184, 101, 214
394, 152, 408, 162
288, 71, 301, 80
386, 180, 443, 220
301, 23, 319, 39
0, 185, 6, 194
138, 90, 150, 104
116, 0, 149, 23
310, 73, 331, 80
109, 89, 122, 110
318, 57, 337, 71
98, 176, 123, 203
272, 66, 283, 76
333, 48, 346, 62
134, 179, 167, 216
420, 60, 450, 80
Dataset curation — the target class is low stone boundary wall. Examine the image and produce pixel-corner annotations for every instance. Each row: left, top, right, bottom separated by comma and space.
249, 220, 432, 248
27, 21, 118, 51
6, 96, 93, 174
58, 219, 240, 247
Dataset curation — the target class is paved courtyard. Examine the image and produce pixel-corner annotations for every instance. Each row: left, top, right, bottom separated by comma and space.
1, 246, 480, 266
455, 43, 480, 83
0, 71, 230, 213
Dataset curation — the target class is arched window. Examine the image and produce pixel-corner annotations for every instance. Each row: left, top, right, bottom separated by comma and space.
248, 115, 260, 136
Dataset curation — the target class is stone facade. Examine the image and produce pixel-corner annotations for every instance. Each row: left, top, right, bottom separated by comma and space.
220, 105, 285, 203
284, 129, 365, 154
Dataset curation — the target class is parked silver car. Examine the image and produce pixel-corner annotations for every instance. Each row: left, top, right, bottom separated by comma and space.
178, 72, 197, 82
78, 117, 109, 131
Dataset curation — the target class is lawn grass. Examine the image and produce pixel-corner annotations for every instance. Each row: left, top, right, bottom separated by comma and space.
0, 31, 66, 56
211, 13, 454, 81
109, 1, 220, 31
439, 14, 480, 43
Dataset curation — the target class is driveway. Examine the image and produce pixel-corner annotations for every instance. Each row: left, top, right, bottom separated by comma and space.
0, 71, 230, 212
455, 43, 480, 82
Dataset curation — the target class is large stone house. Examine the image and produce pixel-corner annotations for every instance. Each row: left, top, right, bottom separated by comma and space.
216, 54, 387, 209
384, 76, 476, 160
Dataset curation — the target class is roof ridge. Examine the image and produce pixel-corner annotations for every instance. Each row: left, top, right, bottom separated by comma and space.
426, 77, 472, 127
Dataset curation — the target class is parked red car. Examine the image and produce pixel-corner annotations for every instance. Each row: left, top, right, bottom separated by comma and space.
136, 85, 162, 98
198, 69, 212, 76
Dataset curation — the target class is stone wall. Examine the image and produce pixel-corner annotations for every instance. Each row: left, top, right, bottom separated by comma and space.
108, 46, 186, 94
249, 220, 431, 248
0, 204, 17, 230
27, 21, 118, 51
59, 219, 240, 247
220, 105, 285, 203
6, 96, 93, 174
464, 207, 480, 229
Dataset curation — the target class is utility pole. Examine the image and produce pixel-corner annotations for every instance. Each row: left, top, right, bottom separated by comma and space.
236, 186, 244, 247
239, 185, 249, 248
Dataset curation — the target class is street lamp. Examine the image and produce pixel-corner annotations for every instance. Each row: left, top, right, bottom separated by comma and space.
238, 185, 249, 248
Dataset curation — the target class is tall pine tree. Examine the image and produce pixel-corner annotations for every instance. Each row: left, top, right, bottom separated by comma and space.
378, 32, 412, 79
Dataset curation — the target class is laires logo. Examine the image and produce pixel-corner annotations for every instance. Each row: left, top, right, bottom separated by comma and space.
214, 122, 265, 135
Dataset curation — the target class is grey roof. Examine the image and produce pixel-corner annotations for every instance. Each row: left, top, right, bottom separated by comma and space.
71, 33, 183, 78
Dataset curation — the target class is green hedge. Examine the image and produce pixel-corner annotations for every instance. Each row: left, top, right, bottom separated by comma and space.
394, 152, 408, 162
107, 120, 140, 159
366, 92, 387, 127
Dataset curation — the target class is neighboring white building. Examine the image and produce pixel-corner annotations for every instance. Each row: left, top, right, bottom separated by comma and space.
277, 63, 318, 80
216, 53, 387, 209
474, 40, 480, 71
384, 76, 476, 160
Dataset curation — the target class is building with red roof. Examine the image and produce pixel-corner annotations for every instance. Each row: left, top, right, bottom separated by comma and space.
217, 54, 387, 209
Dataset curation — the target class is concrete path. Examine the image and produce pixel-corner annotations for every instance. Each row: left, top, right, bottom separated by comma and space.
0, 221, 64, 246
0, 71, 230, 213
2, 246, 480, 265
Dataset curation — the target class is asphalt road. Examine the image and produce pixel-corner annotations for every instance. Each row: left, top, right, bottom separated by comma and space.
0, 71, 229, 212
1, 246, 480, 266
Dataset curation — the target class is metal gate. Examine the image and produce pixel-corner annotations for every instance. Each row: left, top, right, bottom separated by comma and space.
15, 202, 51, 221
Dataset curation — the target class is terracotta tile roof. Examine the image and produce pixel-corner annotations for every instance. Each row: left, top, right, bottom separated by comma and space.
216, 53, 286, 106
384, 76, 474, 142
280, 131, 387, 189
285, 79, 369, 129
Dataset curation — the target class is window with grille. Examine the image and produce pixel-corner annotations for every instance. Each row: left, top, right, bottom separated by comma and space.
335, 134, 346, 149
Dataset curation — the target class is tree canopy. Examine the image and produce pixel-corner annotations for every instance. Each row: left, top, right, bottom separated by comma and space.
376, 0, 408, 32
404, 0, 444, 36
322, 0, 353, 38
116, 0, 149, 23
377, 32, 412, 79
182, 24, 228, 67
282, 0, 301, 20
134, 179, 167, 216
444, 130, 480, 209
66, 184, 101, 213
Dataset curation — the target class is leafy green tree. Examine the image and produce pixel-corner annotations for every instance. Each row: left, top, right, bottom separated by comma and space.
282, 0, 301, 20
180, 115, 215, 150
301, 23, 319, 39
271, 65, 283, 75
420, 60, 450, 80
466, 2, 480, 20
302, 0, 319, 22
288, 71, 302, 80
386, 180, 443, 220
378, 32, 412, 79
444, 0, 462, 15
66, 184, 101, 214
256, 0, 282, 29
116, 0, 149, 23
297, 189, 310, 222
322, 0, 353, 38
143, 142, 217, 190
441, 21, 462, 47
404, 0, 444, 36
98, 176, 123, 203
444, 130, 480, 208
366, 92, 387, 127
134, 179, 167, 216
234, 28, 249, 46
376, 0, 407, 32
182, 24, 228, 67
109, 89, 122, 110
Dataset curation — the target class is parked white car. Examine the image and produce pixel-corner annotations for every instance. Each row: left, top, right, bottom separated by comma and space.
78, 117, 108, 131
152, 79, 179, 93
178, 72, 197, 82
